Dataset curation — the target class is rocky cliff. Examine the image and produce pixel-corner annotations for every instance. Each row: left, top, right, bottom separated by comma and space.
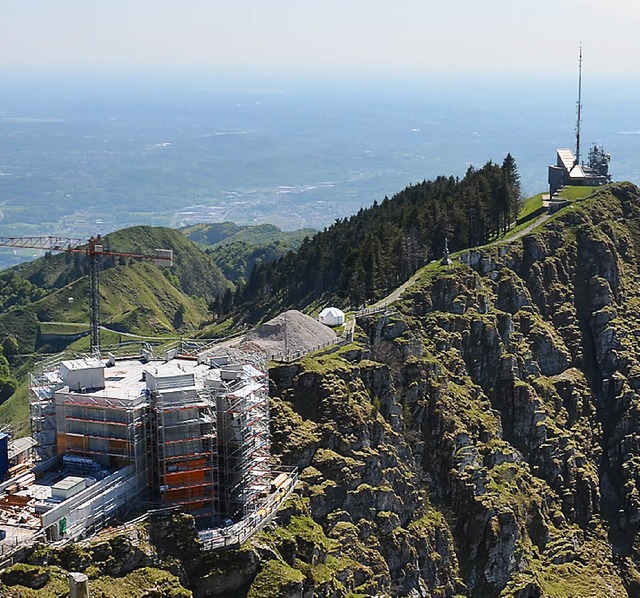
264, 182, 640, 597
4, 183, 640, 597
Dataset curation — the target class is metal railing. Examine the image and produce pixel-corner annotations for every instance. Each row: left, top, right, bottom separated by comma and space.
0, 529, 45, 569
270, 339, 340, 363
68, 468, 298, 554
355, 305, 387, 317
198, 467, 298, 551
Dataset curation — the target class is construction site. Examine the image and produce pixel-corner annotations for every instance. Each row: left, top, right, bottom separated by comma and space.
0, 342, 297, 551
0, 239, 324, 555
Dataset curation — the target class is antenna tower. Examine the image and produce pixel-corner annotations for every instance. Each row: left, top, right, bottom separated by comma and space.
575, 44, 583, 165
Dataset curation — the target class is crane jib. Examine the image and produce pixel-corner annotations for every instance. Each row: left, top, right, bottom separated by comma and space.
0, 236, 84, 252
0, 235, 173, 356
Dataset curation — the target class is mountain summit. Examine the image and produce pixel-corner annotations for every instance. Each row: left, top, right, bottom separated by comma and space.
3, 183, 640, 597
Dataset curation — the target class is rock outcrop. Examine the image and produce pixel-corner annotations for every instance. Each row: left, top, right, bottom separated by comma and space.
4, 183, 640, 597
261, 183, 640, 596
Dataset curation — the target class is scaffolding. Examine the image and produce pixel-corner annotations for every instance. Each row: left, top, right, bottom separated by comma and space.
149, 353, 271, 523
153, 385, 218, 520
216, 362, 271, 521
25, 346, 274, 539
29, 354, 68, 461
56, 394, 148, 471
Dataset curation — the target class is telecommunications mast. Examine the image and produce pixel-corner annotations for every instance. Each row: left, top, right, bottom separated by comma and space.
575, 44, 583, 166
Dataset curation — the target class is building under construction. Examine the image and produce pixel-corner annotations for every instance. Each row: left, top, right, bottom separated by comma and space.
0, 344, 292, 544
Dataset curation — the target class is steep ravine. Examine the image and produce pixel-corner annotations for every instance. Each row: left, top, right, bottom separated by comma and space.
4, 183, 640, 597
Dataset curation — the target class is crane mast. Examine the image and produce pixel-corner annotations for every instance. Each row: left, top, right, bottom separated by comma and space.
0, 235, 173, 356
88, 238, 101, 355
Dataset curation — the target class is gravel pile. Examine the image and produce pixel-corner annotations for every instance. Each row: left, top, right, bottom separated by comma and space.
236, 309, 337, 358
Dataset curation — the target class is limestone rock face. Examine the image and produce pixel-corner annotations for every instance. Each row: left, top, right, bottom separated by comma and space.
268, 352, 464, 597
1, 564, 50, 589
6, 184, 640, 598
264, 184, 640, 597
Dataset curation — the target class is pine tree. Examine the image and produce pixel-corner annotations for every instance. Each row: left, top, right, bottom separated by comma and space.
502, 153, 522, 229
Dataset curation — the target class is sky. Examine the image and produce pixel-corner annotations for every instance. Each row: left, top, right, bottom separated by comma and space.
1, 0, 639, 77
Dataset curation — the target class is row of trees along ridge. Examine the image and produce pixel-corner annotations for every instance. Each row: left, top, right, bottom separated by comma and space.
221, 154, 521, 312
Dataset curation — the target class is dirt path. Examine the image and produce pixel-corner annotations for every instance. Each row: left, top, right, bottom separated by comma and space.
488, 212, 554, 247
370, 268, 426, 309
365, 210, 552, 311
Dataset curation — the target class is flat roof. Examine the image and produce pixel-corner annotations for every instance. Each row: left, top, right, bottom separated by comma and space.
55, 357, 256, 402
8, 437, 36, 459
61, 358, 104, 371
51, 476, 85, 491
59, 358, 150, 401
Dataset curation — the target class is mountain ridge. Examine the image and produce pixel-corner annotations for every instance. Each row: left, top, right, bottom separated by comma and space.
2, 178, 640, 596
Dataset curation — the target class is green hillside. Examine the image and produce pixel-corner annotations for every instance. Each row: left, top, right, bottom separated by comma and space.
206, 240, 296, 284
8, 226, 230, 301
182, 221, 315, 248
183, 221, 315, 283
0, 226, 232, 355
28, 262, 209, 335
95, 226, 232, 301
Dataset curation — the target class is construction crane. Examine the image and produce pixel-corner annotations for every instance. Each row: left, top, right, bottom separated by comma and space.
0, 235, 173, 356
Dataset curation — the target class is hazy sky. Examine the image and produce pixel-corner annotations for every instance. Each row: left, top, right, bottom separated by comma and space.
1, 0, 638, 76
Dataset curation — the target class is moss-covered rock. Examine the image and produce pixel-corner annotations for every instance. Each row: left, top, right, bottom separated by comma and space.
1, 563, 51, 589
246, 559, 304, 598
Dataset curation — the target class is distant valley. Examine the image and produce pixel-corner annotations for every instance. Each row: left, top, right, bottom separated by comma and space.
2, 71, 639, 270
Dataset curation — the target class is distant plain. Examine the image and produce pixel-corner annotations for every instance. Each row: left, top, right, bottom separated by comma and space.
0, 69, 638, 269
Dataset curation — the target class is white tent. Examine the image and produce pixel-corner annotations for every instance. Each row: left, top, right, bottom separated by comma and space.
318, 307, 345, 327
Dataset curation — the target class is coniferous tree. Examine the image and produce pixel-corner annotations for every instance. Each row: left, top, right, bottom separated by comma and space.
502, 153, 522, 228
238, 155, 523, 315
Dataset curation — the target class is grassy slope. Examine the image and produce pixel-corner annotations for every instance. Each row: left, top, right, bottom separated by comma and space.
0, 377, 29, 437
0, 226, 232, 433
0, 262, 210, 351
182, 221, 315, 248
518, 192, 544, 221
516, 185, 597, 225
104, 226, 232, 301
557, 185, 599, 201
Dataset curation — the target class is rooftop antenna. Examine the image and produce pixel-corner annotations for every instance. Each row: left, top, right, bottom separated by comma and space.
575, 43, 583, 166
